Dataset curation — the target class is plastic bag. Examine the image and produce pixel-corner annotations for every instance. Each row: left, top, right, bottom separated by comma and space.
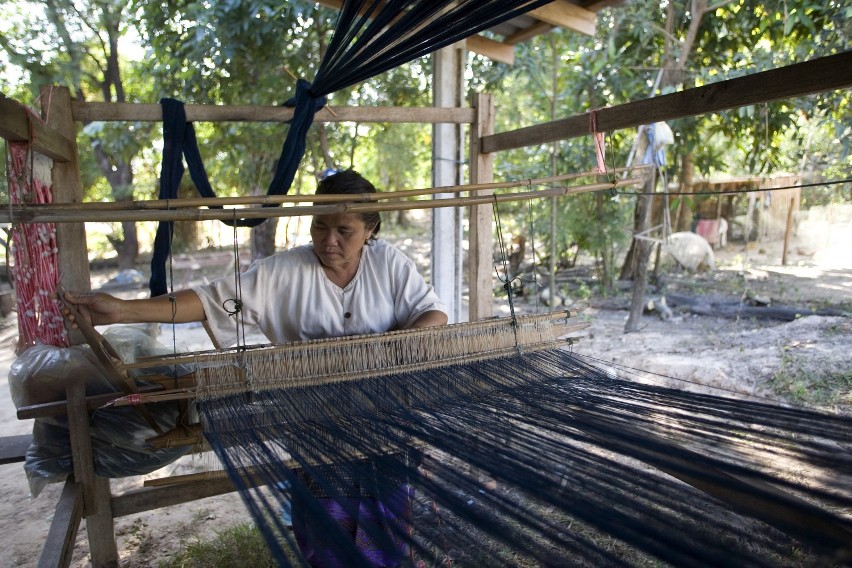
9, 326, 193, 497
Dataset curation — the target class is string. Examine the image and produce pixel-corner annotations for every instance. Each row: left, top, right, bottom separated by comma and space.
491, 196, 521, 353
165, 198, 178, 368
225, 211, 247, 351
613, 177, 851, 196
526, 197, 541, 313
224, 208, 251, 404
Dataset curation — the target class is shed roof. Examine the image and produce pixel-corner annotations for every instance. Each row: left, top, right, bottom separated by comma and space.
316, 1, 623, 64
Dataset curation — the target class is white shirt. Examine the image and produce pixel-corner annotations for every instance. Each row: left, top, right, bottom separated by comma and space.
193, 239, 445, 347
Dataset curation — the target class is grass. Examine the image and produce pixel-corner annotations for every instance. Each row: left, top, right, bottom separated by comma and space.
156, 522, 277, 568
769, 347, 852, 408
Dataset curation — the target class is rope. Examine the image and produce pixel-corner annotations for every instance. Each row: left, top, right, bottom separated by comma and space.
614, 177, 852, 197
492, 197, 521, 353
224, 211, 247, 351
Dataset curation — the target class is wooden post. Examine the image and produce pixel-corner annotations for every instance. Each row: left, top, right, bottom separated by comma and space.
468, 93, 495, 321
625, 168, 657, 333
781, 196, 795, 266
432, 43, 465, 323
46, 87, 117, 567
66, 377, 118, 567
42, 86, 91, 341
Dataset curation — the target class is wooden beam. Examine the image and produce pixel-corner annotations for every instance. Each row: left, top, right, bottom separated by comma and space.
0, 92, 75, 162
37, 479, 83, 568
70, 102, 476, 124
0, 434, 31, 465
483, 51, 852, 154
576, 0, 622, 11
529, 0, 596, 36
466, 35, 515, 65
112, 476, 240, 517
0, 178, 640, 224
505, 21, 555, 45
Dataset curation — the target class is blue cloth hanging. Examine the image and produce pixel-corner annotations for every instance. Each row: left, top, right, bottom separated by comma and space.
151, 0, 554, 295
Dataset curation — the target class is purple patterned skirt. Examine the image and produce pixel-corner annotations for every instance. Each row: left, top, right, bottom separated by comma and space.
292, 481, 413, 567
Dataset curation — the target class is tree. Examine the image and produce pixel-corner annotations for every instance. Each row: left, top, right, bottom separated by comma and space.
1, 0, 153, 268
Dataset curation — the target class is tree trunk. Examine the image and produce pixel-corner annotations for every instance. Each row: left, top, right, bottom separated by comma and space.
251, 217, 279, 260
674, 152, 695, 231
93, 7, 139, 269
625, 169, 657, 332
316, 125, 336, 170
618, 1, 709, 281
249, 180, 278, 259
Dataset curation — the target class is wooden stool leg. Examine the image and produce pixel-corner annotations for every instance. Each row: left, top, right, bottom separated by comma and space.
66, 377, 118, 567
38, 479, 83, 568
87, 477, 118, 568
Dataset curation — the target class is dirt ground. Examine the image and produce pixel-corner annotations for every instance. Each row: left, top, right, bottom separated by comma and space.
0, 218, 850, 567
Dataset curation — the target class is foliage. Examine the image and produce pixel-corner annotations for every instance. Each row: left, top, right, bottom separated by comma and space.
468, 0, 850, 280
2, 0, 849, 265
0, 0, 159, 266
132, 0, 433, 236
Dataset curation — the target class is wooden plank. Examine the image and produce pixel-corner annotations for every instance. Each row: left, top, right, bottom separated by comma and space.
70, 102, 476, 124
37, 479, 83, 568
468, 93, 496, 321
529, 0, 596, 36
0, 433, 32, 465
483, 51, 852, 154
466, 35, 515, 65
505, 21, 555, 45
0, 92, 75, 162
112, 476, 240, 517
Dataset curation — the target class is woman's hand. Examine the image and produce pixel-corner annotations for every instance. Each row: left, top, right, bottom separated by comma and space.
62, 291, 124, 328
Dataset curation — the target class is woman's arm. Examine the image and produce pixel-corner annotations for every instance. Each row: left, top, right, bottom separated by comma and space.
405, 309, 448, 329
63, 289, 206, 328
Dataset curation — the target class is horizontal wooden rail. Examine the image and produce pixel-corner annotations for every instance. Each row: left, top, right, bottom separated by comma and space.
483, 51, 852, 153
72, 101, 477, 124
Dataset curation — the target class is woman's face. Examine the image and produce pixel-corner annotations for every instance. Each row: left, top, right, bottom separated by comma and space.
310, 213, 375, 271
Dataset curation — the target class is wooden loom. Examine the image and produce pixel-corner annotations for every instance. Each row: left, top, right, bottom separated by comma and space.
19, 302, 852, 566
1, 51, 851, 566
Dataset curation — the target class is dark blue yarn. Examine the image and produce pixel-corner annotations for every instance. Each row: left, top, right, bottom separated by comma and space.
150, 0, 553, 295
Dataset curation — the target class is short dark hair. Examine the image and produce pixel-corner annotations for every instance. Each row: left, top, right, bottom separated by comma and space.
315, 169, 381, 238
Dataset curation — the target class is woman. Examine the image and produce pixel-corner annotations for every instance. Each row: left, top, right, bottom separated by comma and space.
64, 169, 447, 567
65, 169, 446, 346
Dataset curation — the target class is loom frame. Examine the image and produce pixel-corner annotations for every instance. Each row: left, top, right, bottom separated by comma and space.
1, 50, 851, 567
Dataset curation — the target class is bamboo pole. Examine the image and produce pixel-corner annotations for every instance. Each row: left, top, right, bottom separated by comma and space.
2, 177, 642, 224
2, 166, 648, 212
